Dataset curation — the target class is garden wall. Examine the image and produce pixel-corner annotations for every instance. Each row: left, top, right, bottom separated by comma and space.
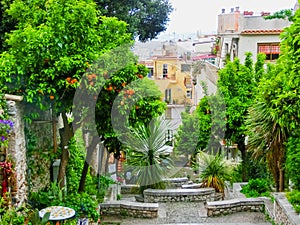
233, 183, 300, 225
269, 192, 300, 225
4, 94, 27, 207
143, 188, 215, 203
27, 116, 53, 192
206, 198, 265, 216
100, 201, 158, 218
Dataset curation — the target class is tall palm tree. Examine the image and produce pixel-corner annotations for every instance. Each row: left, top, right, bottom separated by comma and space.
123, 116, 173, 194
246, 99, 289, 192
197, 152, 234, 199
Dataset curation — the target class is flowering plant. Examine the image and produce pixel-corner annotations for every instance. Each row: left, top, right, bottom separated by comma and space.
0, 158, 17, 196
116, 176, 124, 184
0, 160, 15, 178
0, 119, 14, 147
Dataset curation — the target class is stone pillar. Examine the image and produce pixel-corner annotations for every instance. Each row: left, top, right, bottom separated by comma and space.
5, 94, 27, 207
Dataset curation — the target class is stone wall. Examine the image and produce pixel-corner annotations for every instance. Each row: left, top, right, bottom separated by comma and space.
27, 118, 53, 192
232, 183, 300, 225
270, 192, 300, 225
143, 188, 215, 203
5, 94, 27, 207
100, 201, 158, 218
206, 198, 265, 217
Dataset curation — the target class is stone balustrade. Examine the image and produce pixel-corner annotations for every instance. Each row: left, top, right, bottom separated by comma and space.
205, 198, 265, 217
100, 200, 158, 218
143, 188, 215, 203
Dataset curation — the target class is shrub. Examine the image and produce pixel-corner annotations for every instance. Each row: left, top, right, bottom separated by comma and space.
286, 136, 300, 190
197, 152, 235, 198
286, 190, 300, 214
28, 182, 100, 222
241, 178, 271, 198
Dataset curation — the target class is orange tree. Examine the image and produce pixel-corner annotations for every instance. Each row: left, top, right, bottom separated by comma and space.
76, 63, 166, 192
0, 0, 136, 188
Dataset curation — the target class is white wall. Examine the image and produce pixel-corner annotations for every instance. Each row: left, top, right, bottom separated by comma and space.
238, 34, 281, 64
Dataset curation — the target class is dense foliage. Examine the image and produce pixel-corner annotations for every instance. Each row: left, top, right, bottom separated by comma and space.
241, 178, 272, 198
246, 5, 300, 191
286, 190, 300, 213
94, 0, 173, 41
285, 135, 300, 190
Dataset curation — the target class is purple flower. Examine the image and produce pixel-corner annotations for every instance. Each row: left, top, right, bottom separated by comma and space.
1, 136, 7, 141
0, 119, 14, 144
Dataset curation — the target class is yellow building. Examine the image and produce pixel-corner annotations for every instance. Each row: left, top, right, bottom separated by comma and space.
149, 56, 193, 106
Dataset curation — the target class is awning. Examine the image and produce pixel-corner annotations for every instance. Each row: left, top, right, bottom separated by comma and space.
192, 54, 216, 61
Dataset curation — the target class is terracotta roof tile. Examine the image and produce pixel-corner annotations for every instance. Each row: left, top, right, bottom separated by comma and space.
241, 29, 283, 35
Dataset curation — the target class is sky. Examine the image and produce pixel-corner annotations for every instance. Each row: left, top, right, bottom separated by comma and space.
157, 0, 296, 40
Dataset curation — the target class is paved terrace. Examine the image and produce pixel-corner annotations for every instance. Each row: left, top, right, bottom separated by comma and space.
101, 197, 271, 225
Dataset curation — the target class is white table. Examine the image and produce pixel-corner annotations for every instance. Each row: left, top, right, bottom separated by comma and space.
39, 206, 75, 222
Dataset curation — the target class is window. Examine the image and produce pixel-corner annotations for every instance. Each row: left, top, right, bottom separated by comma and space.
186, 89, 192, 99
225, 43, 229, 54
258, 43, 280, 60
181, 64, 191, 72
163, 64, 168, 78
165, 129, 174, 145
165, 88, 171, 103
147, 68, 153, 77
165, 108, 172, 119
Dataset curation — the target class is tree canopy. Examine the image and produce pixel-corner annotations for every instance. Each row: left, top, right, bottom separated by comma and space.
217, 53, 265, 180
0, 0, 167, 191
94, 0, 173, 41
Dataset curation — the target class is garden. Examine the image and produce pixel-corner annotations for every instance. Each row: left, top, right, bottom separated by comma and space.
0, 0, 299, 224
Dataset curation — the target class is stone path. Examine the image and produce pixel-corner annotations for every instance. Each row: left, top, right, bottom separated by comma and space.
101, 200, 272, 225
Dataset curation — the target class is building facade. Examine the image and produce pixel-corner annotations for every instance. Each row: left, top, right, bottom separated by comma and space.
216, 7, 292, 67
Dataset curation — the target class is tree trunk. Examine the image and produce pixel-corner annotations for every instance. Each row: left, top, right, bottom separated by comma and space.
278, 161, 285, 192
78, 135, 100, 193
78, 161, 89, 193
238, 140, 247, 181
57, 112, 73, 189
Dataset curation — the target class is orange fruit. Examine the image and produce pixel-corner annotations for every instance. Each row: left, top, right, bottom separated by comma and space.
49, 95, 55, 100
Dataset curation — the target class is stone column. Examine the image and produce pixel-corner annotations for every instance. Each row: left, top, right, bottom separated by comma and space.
5, 94, 27, 207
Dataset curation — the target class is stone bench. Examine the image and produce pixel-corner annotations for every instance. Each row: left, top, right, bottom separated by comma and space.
205, 198, 265, 217
181, 183, 202, 189
99, 200, 158, 218
143, 188, 215, 203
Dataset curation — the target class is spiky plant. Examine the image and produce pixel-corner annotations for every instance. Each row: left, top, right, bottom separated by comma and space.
123, 116, 173, 194
198, 152, 234, 198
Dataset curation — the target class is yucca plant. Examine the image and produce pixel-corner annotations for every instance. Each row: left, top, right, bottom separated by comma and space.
197, 152, 234, 198
123, 116, 173, 195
